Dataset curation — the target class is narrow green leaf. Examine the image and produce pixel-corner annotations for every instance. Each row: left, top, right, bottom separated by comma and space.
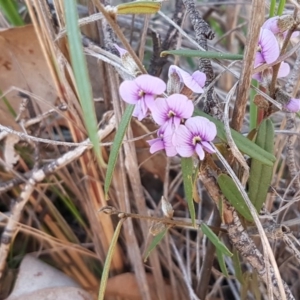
117, 1, 161, 14
161, 49, 244, 60
181, 157, 196, 226
250, 80, 258, 131
216, 248, 229, 277
104, 105, 135, 198
277, 0, 286, 16
201, 223, 232, 257
0, 0, 24, 26
64, 1, 102, 167
98, 218, 125, 300
248, 119, 274, 212
194, 109, 276, 166
144, 228, 168, 262
217, 174, 253, 222
233, 248, 244, 284
269, 0, 276, 17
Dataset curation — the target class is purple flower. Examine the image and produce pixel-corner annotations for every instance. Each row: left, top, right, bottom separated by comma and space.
147, 127, 177, 157
262, 16, 299, 38
173, 116, 217, 160
253, 61, 290, 82
168, 65, 206, 93
119, 74, 166, 121
285, 98, 300, 112
152, 94, 194, 131
255, 29, 280, 66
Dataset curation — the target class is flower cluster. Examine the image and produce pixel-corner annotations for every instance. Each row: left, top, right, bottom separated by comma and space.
118, 63, 217, 160
253, 16, 300, 112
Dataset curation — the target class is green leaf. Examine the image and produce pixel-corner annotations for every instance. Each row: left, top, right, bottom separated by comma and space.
217, 174, 253, 222
201, 223, 232, 257
248, 119, 274, 212
193, 109, 276, 166
161, 49, 244, 60
181, 157, 196, 227
117, 1, 161, 14
144, 228, 168, 262
0, 0, 24, 26
269, 0, 276, 17
64, 1, 102, 167
98, 218, 125, 300
232, 248, 244, 284
277, 0, 286, 16
216, 248, 229, 277
104, 105, 135, 198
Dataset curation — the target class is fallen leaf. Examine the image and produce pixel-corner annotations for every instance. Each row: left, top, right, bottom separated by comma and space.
0, 25, 58, 129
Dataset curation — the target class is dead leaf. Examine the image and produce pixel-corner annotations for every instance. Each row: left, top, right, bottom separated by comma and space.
105, 272, 173, 300
0, 25, 58, 128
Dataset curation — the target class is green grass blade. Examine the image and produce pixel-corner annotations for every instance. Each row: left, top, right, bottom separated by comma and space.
117, 1, 161, 14
104, 104, 135, 198
181, 157, 196, 227
98, 218, 125, 300
201, 223, 232, 257
216, 248, 229, 277
194, 109, 276, 166
277, 0, 286, 16
217, 174, 253, 222
144, 228, 168, 262
161, 50, 244, 60
250, 80, 258, 131
232, 248, 244, 284
269, 0, 276, 17
0, 0, 24, 26
64, 0, 102, 166
248, 119, 274, 212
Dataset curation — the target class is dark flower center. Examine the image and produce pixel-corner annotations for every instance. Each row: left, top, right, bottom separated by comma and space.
167, 110, 176, 118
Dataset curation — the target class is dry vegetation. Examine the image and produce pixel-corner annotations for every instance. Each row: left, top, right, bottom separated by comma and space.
0, 0, 300, 299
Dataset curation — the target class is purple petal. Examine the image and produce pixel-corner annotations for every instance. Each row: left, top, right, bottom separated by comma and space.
262, 17, 280, 34
135, 74, 166, 95
285, 98, 300, 112
114, 44, 127, 56
148, 138, 165, 154
163, 131, 177, 157
259, 29, 280, 64
254, 52, 265, 67
173, 125, 194, 157
144, 94, 156, 111
201, 141, 216, 154
165, 94, 194, 119
195, 144, 205, 160
152, 97, 169, 125
192, 71, 206, 88
278, 62, 290, 78
185, 117, 217, 142
119, 80, 139, 104
252, 72, 262, 82
132, 101, 147, 121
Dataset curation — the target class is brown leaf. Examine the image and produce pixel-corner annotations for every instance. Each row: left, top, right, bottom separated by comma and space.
105, 272, 173, 300
0, 25, 58, 128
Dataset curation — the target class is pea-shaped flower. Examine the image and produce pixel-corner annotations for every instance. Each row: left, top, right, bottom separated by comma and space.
119, 74, 166, 121
173, 116, 217, 160
152, 94, 194, 131
285, 98, 300, 113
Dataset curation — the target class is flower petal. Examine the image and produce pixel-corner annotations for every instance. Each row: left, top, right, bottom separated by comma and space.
278, 62, 290, 78
163, 131, 177, 157
148, 138, 165, 154
152, 97, 169, 125
259, 29, 280, 64
192, 71, 206, 88
285, 98, 300, 112
262, 17, 280, 34
165, 94, 194, 119
135, 74, 166, 95
173, 125, 194, 157
201, 141, 216, 154
195, 144, 205, 160
185, 117, 217, 142
119, 80, 140, 104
